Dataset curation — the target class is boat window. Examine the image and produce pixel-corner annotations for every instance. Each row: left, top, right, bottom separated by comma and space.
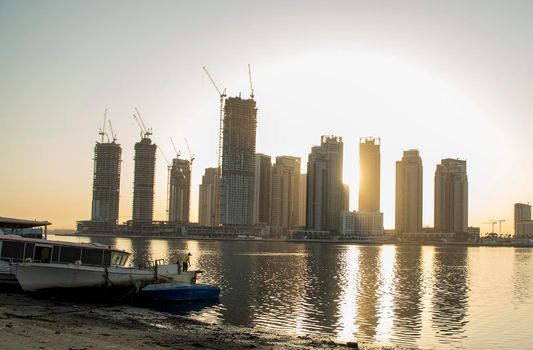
120, 253, 129, 266
111, 252, 122, 265
1, 241, 25, 261
82, 249, 103, 266
24, 243, 35, 260
34, 246, 52, 263
59, 246, 82, 263
52, 246, 60, 263
103, 251, 111, 266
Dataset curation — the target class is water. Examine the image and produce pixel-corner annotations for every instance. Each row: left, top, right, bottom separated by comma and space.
51, 236, 533, 349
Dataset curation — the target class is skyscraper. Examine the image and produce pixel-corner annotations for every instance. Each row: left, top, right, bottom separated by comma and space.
514, 203, 532, 236
90, 139, 122, 229
395, 149, 423, 234
306, 136, 344, 232
359, 137, 381, 212
221, 96, 257, 225
253, 153, 272, 225
297, 174, 307, 227
168, 158, 191, 223
271, 156, 300, 231
434, 158, 468, 233
199, 167, 219, 226
132, 137, 157, 224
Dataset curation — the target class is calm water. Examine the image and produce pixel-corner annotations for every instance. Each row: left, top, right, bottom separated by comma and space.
52, 236, 533, 349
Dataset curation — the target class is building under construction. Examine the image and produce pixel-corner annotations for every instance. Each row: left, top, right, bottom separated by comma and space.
168, 158, 191, 223
132, 136, 157, 226
199, 167, 220, 226
77, 119, 122, 234
221, 96, 257, 225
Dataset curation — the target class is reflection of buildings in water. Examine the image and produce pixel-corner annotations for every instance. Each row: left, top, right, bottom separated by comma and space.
391, 245, 423, 342
335, 245, 360, 342
431, 246, 469, 339
512, 248, 532, 304
127, 237, 154, 267
149, 239, 170, 263
355, 246, 382, 340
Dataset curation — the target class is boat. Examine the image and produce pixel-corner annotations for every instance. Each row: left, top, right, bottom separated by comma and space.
0, 216, 195, 293
141, 281, 220, 302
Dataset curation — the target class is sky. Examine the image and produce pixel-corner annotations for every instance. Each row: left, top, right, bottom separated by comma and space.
1, 0, 532, 232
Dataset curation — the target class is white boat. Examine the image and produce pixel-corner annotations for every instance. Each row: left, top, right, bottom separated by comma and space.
0, 217, 196, 293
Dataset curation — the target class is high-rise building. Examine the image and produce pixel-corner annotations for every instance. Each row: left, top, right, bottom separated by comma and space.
343, 184, 350, 212
253, 153, 272, 225
132, 137, 157, 224
221, 96, 257, 225
395, 149, 423, 234
434, 158, 468, 233
168, 158, 191, 223
297, 174, 307, 227
199, 167, 219, 226
91, 141, 122, 224
359, 137, 380, 212
271, 156, 300, 231
306, 136, 344, 232
514, 203, 532, 237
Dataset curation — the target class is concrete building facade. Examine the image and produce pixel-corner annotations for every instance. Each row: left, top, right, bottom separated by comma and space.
221, 97, 257, 225
253, 153, 272, 225
297, 174, 307, 227
199, 167, 219, 227
341, 210, 384, 237
395, 149, 423, 234
434, 158, 468, 233
168, 158, 191, 223
359, 137, 381, 212
306, 136, 345, 232
132, 137, 157, 224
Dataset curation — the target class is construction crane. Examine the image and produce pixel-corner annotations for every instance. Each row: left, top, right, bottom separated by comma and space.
99, 109, 108, 143
108, 120, 117, 142
248, 64, 254, 99
158, 147, 172, 221
133, 108, 152, 139
170, 137, 180, 158
484, 220, 498, 235
202, 66, 226, 177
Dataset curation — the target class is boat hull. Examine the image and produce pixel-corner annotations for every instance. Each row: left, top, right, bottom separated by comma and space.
141, 282, 220, 302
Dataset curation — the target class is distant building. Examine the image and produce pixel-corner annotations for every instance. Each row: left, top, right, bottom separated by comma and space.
467, 226, 480, 241
359, 137, 380, 212
340, 210, 384, 237
221, 96, 257, 225
91, 141, 122, 227
132, 137, 157, 224
297, 174, 307, 227
343, 184, 350, 212
434, 158, 468, 233
515, 203, 533, 238
253, 153, 272, 225
395, 149, 423, 234
221, 97, 257, 225
199, 167, 219, 226
168, 158, 191, 223
271, 156, 300, 232
306, 136, 344, 233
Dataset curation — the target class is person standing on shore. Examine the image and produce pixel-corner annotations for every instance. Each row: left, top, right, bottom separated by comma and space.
183, 252, 191, 271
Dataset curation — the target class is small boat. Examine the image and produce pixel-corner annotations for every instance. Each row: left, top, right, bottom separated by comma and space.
141, 282, 220, 302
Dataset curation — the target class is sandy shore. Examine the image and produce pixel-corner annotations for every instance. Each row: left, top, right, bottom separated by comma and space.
0, 292, 416, 350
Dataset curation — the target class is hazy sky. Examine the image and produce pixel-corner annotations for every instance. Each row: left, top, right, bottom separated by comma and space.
1, 0, 532, 232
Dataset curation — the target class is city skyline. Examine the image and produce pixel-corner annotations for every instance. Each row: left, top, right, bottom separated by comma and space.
1, 1, 532, 232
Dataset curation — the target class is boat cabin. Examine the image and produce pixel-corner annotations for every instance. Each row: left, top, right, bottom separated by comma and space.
0, 235, 129, 267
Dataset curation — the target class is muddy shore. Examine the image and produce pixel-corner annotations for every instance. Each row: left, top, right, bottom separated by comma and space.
0, 292, 416, 350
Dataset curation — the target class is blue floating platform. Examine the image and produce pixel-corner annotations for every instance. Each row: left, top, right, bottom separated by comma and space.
141, 282, 220, 302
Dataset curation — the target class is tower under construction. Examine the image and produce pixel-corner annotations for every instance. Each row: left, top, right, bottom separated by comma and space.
132, 136, 157, 225
221, 96, 257, 225
168, 158, 191, 223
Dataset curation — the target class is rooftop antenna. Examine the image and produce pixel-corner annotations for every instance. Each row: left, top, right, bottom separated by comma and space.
170, 137, 180, 158
99, 109, 108, 143
248, 64, 254, 99
202, 66, 226, 177
108, 120, 117, 142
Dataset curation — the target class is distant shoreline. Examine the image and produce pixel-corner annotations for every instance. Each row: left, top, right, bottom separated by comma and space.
51, 232, 533, 248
